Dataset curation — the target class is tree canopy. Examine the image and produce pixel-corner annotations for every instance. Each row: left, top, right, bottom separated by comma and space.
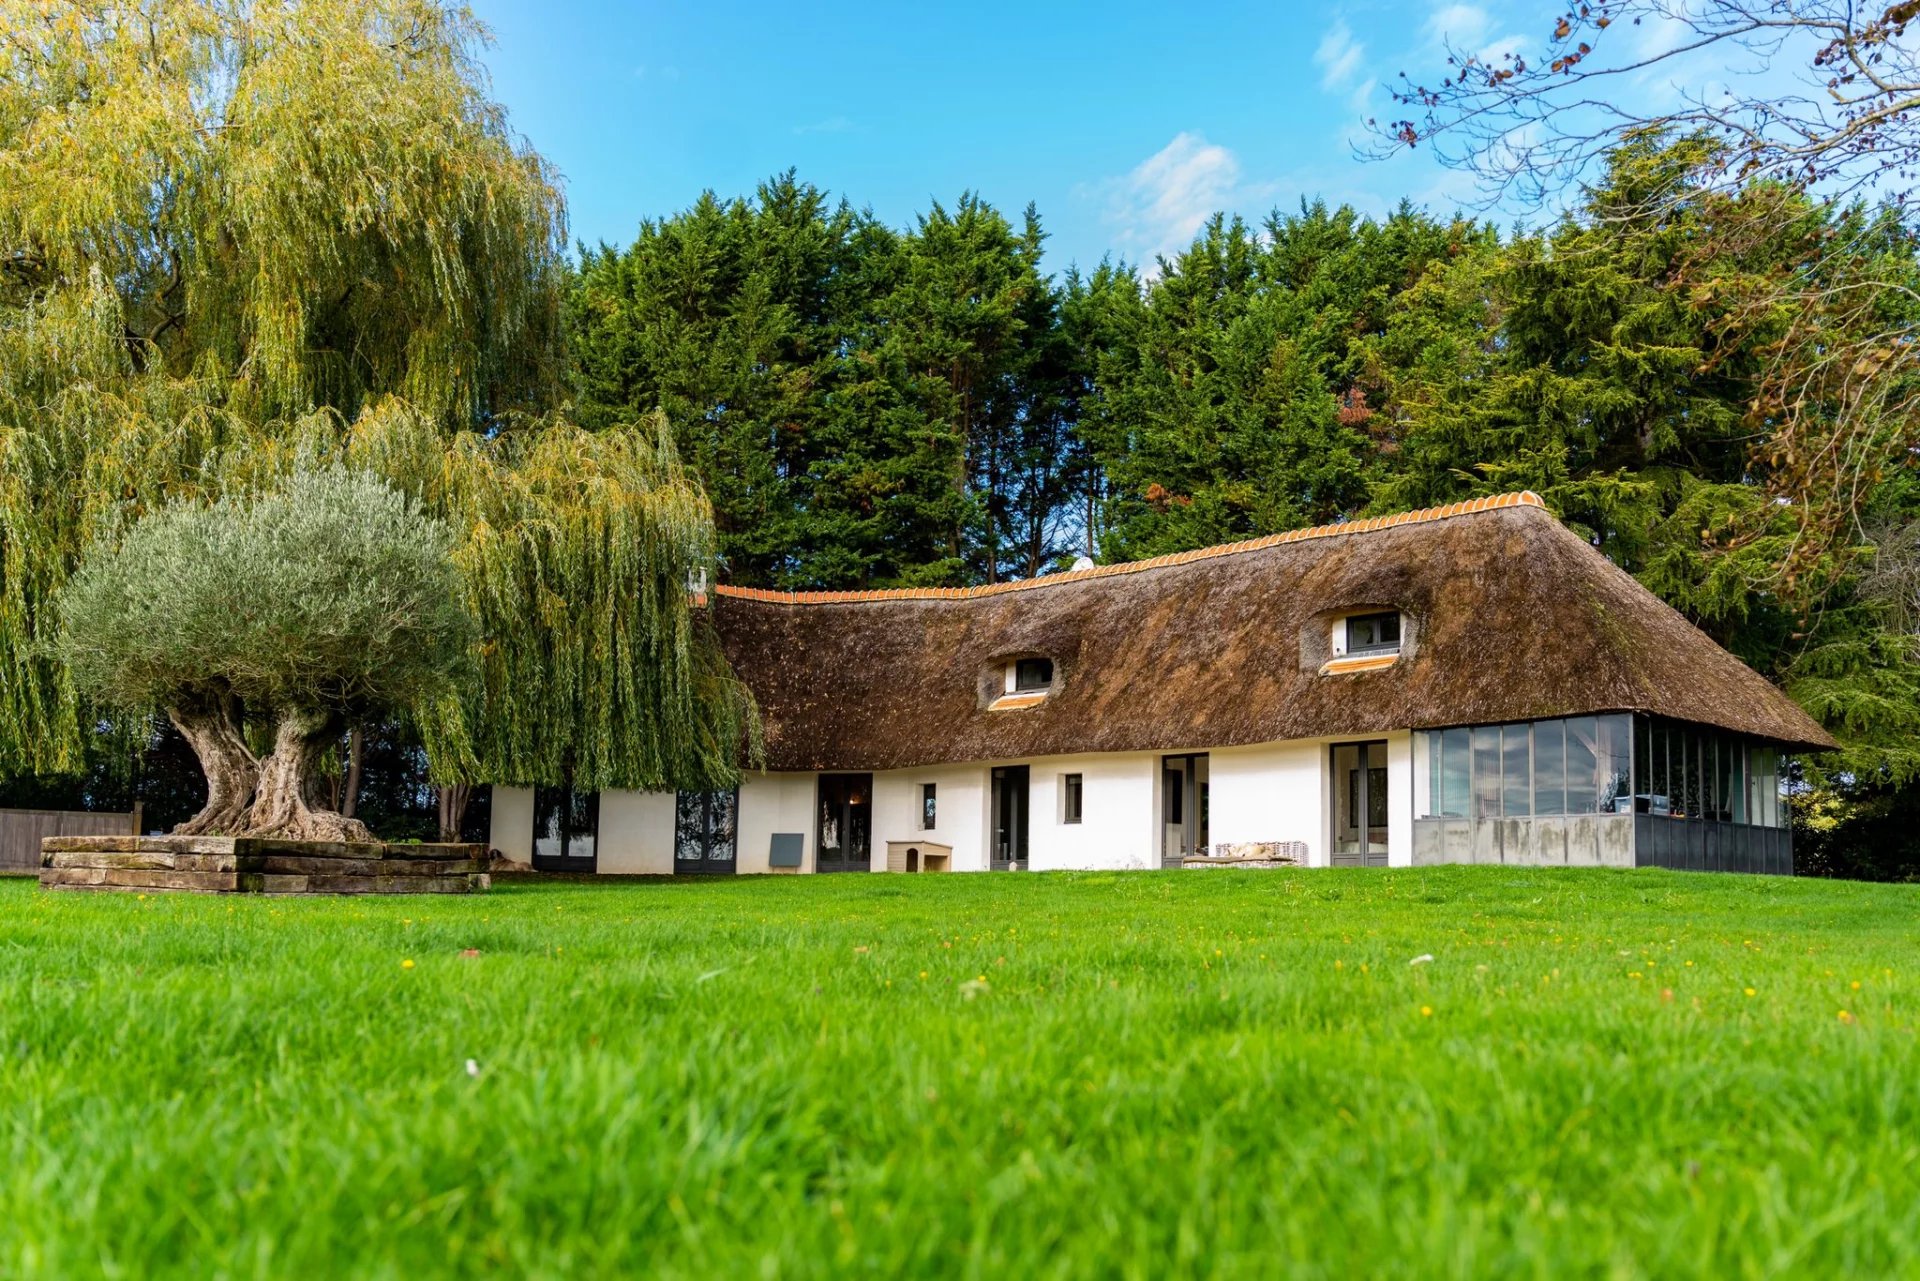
57, 466, 473, 838
0, 0, 752, 818
567, 145, 1920, 874
4, 1, 1915, 873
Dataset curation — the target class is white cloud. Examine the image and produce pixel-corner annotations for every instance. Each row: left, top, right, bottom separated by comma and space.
1105, 132, 1245, 270
1316, 20, 1366, 91
1423, 3, 1490, 48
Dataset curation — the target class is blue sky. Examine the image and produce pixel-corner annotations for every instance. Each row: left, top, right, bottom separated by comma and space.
465, 1, 1543, 273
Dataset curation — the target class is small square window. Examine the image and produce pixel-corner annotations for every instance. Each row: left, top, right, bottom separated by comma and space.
1014, 657, 1054, 691
1345, 612, 1401, 656
921, 782, 937, 830
1062, 773, 1083, 824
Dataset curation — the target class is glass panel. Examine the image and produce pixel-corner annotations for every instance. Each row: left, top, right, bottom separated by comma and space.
1472, 726, 1502, 819
1597, 715, 1631, 813
1565, 717, 1598, 813
922, 783, 937, 830
1332, 744, 1363, 860
1346, 612, 1401, 654
1759, 748, 1780, 828
1014, 657, 1054, 690
1415, 732, 1435, 819
1649, 720, 1670, 814
1730, 741, 1748, 824
1440, 728, 1470, 818
1713, 735, 1733, 822
533, 786, 567, 861
1682, 728, 1703, 820
1634, 716, 1650, 803
846, 777, 870, 861
1064, 774, 1083, 824
1502, 724, 1531, 817
565, 788, 598, 862
711, 790, 738, 861
675, 790, 705, 861
1534, 719, 1566, 816
819, 780, 843, 854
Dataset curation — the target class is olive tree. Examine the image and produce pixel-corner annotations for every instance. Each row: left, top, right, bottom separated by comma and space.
56, 467, 474, 841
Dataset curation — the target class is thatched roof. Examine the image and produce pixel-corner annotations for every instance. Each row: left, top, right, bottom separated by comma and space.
711, 493, 1836, 772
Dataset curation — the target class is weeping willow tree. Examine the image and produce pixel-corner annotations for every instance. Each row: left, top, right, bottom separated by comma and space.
0, 0, 752, 826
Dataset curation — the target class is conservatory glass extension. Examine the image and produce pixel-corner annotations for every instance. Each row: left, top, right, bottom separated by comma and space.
1413, 714, 1790, 872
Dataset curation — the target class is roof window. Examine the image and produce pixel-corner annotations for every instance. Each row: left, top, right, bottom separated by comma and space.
1344, 612, 1401, 657
1013, 657, 1054, 691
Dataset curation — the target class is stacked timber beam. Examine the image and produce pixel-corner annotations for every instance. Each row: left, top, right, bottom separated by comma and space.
40, 836, 490, 895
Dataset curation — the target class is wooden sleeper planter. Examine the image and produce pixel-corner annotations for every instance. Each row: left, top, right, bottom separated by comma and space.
39, 835, 490, 895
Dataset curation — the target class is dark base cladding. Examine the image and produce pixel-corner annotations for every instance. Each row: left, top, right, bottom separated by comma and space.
1632, 815, 1793, 875
38, 835, 491, 895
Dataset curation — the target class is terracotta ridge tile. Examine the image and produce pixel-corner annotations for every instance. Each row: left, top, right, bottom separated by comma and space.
710, 490, 1549, 606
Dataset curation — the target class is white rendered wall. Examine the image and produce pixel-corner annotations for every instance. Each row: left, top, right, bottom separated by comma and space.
490, 732, 1417, 874
868, 753, 1157, 872
1029, 753, 1156, 870
1208, 742, 1327, 865
870, 765, 989, 871
1208, 731, 1414, 868
489, 785, 534, 863
487, 777, 818, 875
595, 790, 675, 874
736, 771, 818, 874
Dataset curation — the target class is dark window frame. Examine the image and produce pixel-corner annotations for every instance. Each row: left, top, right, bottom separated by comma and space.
1013, 656, 1055, 691
921, 782, 937, 830
1063, 773, 1083, 824
1344, 611, 1402, 657
531, 783, 599, 871
674, 787, 739, 872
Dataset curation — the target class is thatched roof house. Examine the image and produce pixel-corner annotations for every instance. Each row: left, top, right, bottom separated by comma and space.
712, 492, 1833, 771
492, 493, 1830, 880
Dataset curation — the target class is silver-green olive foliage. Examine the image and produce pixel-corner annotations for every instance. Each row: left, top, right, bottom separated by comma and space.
58, 467, 475, 724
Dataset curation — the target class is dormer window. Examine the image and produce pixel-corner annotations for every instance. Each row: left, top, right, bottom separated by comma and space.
1344, 612, 1401, 657
986, 655, 1057, 711
1013, 657, 1055, 691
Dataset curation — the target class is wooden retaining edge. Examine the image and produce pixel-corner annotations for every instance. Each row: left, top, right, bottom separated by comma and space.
38, 836, 493, 894
39, 867, 490, 894
45, 851, 487, 876
40, 836, 485, 860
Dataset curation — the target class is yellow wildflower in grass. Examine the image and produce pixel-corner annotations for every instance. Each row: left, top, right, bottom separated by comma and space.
1838, 1010, 1854, 1024
1419, 1006, 1433, 1018
402, 959, 415, 970
1744, 987, 1757, 997
1851, 980, 1862, 990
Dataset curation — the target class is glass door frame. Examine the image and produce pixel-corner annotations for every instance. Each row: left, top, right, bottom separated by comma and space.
674, 788, 739, 876
815, 773, 874, 873
1330, 740, 1390, 867
990, 765, 1030, 870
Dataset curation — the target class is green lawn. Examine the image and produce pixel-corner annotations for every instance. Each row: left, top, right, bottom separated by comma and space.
2, 868, 1916, 1279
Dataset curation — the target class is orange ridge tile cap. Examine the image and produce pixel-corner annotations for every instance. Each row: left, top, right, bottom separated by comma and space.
710, 491, 1550, 605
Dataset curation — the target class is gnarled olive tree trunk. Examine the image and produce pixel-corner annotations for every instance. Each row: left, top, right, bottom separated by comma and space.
167, 697, 375, 842
246, 708, 374, 843
167, 689, 258, 836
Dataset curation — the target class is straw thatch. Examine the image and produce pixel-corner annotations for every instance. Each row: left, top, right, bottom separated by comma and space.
712, 494, 1836, 772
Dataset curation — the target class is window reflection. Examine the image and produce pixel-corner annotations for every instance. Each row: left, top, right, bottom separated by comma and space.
1419, 714, 1781, 825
